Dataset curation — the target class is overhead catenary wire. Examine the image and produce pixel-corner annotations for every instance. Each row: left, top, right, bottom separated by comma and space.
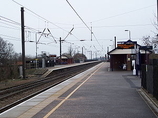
0, 1, 105, 58
0, 14, 80, 44
12, 0, 72, 33
92, 4, 156, 22
0, 24, 20, 30
46, 4, 156, 27
65, 0, 104, 52
0, 8, 60, 45
0, 13, 57, 44
0, 16, 57, 45
92, 33, 105, 52
32, 23, 153, 30
12, 0, 69, 42
66, 0, 91, 32
11, 0, 105, 55
12, 0, 83, 43
0, 14, 45, 34
0, 16, 21, 30
0, 34, 21, 41
90, 24, 153, 28
0, 15, 21, 26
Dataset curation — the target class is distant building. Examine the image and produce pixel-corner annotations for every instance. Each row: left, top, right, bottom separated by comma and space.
56, 54, 73, 64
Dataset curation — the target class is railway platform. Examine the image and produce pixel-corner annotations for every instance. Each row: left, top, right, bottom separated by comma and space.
41, 61, 99, 78
0, 62, 157, 118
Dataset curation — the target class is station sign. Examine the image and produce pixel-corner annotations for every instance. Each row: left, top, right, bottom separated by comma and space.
49, 55, 56, 57
117, 44, 134, 49
117, 40, 137, 49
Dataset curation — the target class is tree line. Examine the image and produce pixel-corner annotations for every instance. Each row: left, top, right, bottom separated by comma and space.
0, 37, 21, 82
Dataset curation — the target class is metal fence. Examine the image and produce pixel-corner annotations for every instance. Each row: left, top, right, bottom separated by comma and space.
141, 59, 158, 100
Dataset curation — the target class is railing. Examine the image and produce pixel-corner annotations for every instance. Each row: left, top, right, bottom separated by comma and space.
141, 60, 158, 100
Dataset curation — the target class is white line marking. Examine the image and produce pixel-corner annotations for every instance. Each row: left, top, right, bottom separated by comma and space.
43, 63, 103, 118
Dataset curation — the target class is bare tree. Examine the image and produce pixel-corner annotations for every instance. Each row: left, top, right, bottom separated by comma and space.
73, 53, 87, 63
67, 46, 75, 57
0, 37, 15, 64
141, 36, 153, 46
0, 37, 19, 83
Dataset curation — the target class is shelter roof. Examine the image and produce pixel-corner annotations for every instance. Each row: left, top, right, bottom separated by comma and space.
108, 49, 134, 55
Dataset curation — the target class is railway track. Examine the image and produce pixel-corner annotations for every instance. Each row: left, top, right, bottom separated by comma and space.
0, 61, 100, 113
0, 72, 67, 100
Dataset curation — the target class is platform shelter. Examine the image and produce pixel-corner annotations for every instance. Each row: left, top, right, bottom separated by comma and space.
108, 40, 139, 71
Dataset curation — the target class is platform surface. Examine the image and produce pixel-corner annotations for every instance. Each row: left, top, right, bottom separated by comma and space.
0, 62, 157, 118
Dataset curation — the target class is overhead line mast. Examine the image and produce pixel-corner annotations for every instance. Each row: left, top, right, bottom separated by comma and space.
157, 0, 158, 24
21, 7, 26, 79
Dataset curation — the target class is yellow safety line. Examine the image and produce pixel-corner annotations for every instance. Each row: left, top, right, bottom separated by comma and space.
43, 63, 103, 118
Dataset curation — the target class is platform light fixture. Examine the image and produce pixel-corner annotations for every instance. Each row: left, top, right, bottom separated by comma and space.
125, 30, 131, 40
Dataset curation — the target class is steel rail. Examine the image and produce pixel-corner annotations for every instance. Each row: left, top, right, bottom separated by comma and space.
0, 61, 101, 113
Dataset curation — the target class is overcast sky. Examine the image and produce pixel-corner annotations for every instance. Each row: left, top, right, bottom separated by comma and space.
0, 0, 157, 59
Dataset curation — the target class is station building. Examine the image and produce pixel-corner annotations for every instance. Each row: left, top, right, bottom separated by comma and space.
108, 40, 151, 71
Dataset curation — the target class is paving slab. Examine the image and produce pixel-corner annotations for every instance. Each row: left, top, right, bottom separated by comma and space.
33, 63, 157, 118
0, 62, 101, 118
0, 62, 157, 118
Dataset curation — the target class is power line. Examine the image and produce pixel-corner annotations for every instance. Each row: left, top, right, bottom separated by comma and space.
0, 16, 21, 30
0, 24, 20, 30
66, 0, 91, 32
65, 0, 103, 52
92, 33, 105, 52
90, 24, 153, 28
0, 14, 61, 45
11, 0, 104, 53
93, 4, 156, 22
12, 0, 72, 33
33, 23, 153, 30
12, 0, 82, 43
0, 15, 43, 33
42, 4, 155, 27
0, 15, 21, 26
0, 34, 21, 41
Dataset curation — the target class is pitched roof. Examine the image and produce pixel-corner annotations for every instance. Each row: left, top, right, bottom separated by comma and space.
108, 49, 134, 55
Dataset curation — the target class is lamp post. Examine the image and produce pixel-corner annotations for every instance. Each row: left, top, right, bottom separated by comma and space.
110, 36, 117, 49
35, 33, 37, 64
80, 39, 86, 61
87, 51, 92, 60
125, 30, 131, 40
82, 46, 86, 62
